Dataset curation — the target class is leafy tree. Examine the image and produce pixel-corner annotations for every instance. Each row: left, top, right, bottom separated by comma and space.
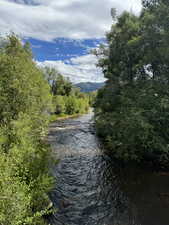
43, 66, 60, 88
43, 67, 73, 96
0, 35, 53, 224
94, 2, 169, 166
43, 67, 90, 117
51, 74, 73, 96
53, 95, 66, 114
23, 41, 33, 58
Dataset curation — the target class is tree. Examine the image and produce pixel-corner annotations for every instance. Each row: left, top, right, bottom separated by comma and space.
43, 66, 59, 87
23, 41, 33, 58
94, 3, 169, 167
0, 35, 53, 224
51, 74, 73, 96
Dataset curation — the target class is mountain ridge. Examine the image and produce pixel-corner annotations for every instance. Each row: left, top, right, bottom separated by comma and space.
75, 82, 104, 92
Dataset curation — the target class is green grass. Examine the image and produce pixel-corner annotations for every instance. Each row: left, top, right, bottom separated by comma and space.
49, 113, 82, 122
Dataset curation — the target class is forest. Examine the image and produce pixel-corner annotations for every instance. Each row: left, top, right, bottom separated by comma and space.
94, 0, 169, 167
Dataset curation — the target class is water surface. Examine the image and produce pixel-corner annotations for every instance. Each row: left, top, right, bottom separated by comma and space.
48, 112, 169, 225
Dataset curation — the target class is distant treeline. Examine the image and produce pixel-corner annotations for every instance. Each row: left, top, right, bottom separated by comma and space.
94, 0, 169, 167
42, 67, 91, 119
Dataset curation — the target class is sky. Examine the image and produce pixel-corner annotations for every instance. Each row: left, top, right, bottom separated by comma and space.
0, 0, 142, 83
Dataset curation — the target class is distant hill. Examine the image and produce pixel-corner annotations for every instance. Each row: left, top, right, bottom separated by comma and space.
75, 82, 104, 92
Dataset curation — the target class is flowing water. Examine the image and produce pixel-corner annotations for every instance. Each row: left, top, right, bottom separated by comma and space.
47, 112, 169, 225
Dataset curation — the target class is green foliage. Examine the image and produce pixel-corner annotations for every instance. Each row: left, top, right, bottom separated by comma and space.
43, 67, 90, 118
94, 2, 169, 166
52, 94, 89, 116
53, 95, 66, 114
88, 91, 97, 107
52, 75, 72, 96
64, 96, 89, 115
0, 35, 54, 224
43, 67, 73, 96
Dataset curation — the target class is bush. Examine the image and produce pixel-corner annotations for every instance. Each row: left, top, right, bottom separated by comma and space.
53, 95, 66, 114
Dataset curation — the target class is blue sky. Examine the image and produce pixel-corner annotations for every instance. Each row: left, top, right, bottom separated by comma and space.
28, 38, 105, 62
0, 0, 142, 83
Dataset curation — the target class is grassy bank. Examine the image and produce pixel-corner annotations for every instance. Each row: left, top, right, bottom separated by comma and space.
49, 110, 90, 122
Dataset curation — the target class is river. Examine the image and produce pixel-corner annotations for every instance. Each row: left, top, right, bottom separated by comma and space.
47, 112, 169, 225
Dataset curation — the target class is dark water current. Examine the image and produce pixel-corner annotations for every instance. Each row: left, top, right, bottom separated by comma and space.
47, 112, 169, 225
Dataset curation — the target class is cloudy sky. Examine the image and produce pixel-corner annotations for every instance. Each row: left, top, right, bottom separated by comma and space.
0, 0, 142, 83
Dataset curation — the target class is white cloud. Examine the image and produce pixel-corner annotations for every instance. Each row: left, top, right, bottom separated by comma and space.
0, 0, 142, 41
37, 54, 105, 83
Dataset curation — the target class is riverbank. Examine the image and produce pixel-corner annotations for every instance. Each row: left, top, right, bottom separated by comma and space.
49, 108, 92, 122
49, 113, 83, 122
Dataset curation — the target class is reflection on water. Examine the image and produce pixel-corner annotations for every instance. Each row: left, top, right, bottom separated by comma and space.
119, 167, 169, 225
48, 113, 169, 225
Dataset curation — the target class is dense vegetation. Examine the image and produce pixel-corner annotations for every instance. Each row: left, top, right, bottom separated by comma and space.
94, 0, 169, 167
0, 35, 54, 224
43, 67, 90, 118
